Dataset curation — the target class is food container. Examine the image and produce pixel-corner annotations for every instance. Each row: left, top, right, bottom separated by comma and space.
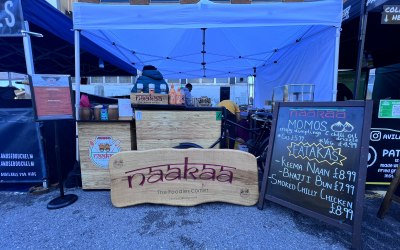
108, 105, 119, 120
94, 105, 102, 120
79, 107, 92, 120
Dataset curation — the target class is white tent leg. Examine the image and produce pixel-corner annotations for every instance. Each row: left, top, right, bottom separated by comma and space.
75, 30, 81, 120
23, 21, 50, 189
22, 21, 34, 99
74, 30, 81, 163
332, 26, 340, 101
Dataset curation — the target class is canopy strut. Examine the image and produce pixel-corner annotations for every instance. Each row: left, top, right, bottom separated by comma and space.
201, 28, 207, 77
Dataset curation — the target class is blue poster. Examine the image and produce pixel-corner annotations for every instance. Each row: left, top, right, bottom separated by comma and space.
0, 108, 46, 182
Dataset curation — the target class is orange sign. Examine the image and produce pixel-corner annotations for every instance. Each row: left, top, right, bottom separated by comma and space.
30, 74, 73, 120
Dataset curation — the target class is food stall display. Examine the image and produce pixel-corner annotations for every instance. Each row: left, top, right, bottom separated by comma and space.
134, 105, 222, 151
77, 90, 222, 189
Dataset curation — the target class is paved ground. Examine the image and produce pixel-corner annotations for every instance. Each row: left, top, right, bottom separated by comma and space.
0, 188, 399, 250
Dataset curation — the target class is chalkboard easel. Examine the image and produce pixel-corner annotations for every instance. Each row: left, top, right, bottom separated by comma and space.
377, 165, 400, 219
258, 101, 373, 249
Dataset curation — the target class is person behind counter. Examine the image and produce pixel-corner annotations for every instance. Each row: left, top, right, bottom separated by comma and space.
217, 99, 241, 149
131, 65, 169, 94
183, 83, 193, 106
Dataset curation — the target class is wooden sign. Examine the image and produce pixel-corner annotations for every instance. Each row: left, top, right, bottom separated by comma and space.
109, 148, 259, 207
258, 101, 372, 249
130, 93, 168, 105
377, 165, 400, 218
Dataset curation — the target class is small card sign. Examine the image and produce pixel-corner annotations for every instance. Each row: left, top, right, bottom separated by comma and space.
130, 93, 168, 105
117, 98, 133, 119
378, 99, 400, 118
109, 148, 259, 207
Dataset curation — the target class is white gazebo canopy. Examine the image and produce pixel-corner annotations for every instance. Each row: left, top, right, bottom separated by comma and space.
73, 0, 342, 109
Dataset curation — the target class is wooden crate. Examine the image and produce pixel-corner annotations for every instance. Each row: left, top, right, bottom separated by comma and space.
78, 122, 134, 189
130, 93, 168, 105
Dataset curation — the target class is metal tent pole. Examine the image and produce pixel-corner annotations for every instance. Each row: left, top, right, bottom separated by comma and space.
75, 30, 81, 121
354, 0, 368, 99
333, 27, 341, 101
22, 21, 35, 98
22, 21, 49, 189
74, 30, 81, 163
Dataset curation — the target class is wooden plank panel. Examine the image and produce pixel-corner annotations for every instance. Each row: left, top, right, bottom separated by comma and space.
135, 110, 221, 150
78, 122, 133, 189
109, 148, 259, 207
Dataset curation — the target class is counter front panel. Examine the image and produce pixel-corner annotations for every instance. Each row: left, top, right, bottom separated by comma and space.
134, 106, 222, 151
78, 121, 134, 189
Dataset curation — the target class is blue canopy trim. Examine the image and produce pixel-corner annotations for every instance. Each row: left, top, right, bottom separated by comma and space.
0, 0, 136, 76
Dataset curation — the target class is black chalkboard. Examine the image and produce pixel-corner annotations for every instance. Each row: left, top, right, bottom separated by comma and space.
258, 101, 373, 249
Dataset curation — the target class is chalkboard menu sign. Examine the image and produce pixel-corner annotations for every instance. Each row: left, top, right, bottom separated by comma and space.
258, 101, 372, 249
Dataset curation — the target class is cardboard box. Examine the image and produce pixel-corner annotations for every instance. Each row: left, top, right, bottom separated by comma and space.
130, 93, 168, 105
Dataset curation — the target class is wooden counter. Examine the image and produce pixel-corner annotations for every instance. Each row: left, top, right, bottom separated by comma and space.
133, 105, 223, 150
78, 121, 134, 189
78, 105, 222, 189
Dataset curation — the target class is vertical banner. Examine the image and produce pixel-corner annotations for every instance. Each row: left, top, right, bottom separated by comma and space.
0, 108, 46, 183
29, 74, 74, 121
0, 0, 24, 37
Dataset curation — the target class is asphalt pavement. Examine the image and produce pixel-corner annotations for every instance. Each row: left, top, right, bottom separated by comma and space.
0, 188, 399, 250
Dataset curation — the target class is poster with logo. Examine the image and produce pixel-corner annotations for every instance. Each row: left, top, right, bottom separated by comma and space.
0, 108, 46, 183
29, 74, 74, 121
368, 127, 400, 184
0, 0, 24, 37
89, 136, 121, 168
367, 100, 400, 184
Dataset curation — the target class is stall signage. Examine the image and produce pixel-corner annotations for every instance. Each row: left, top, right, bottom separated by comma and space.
381, 5, 400, 25
368, 128, 400, 184
89, 136, 121, 168
0, 108, 46, 183
258, 101, 372, 249
378, 100, 400, 118
0, 0, 23, 37
109, 148, 259, 207
29, 74, 74, 121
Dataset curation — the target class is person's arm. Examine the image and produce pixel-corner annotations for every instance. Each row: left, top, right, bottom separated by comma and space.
234, 103, 241, 121
235, 112, 241, 122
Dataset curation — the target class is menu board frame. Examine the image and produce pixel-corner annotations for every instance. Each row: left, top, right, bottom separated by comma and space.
29, 74, 74, 121
258, 101, 372, 249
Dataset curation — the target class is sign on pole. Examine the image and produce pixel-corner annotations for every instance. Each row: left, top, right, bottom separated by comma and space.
0, 0, 23, 37
29, 74, 74, 121
381, 5, 400, 25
